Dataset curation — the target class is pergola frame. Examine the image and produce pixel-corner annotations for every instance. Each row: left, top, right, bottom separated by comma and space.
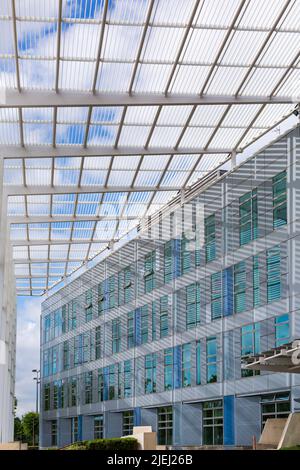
0, 0, 299, 295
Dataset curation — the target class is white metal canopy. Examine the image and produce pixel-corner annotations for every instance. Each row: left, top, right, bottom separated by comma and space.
0, 0, 300, 295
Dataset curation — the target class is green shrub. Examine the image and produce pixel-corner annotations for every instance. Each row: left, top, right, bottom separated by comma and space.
86, 437, 138, 451
63, 437, 138, 451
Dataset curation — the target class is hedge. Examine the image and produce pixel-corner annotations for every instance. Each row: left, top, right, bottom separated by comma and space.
65, 437, 138, 451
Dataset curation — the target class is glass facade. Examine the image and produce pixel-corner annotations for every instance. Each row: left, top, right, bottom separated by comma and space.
203, 400, 223, 446
40, 137, 299, 449
94, 415, 104, 439
122, 411, 134, 436
261, 392, 290, 429
157, 407, 173, 446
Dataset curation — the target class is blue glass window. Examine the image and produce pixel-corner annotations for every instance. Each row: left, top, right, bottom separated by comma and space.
272, 170, 287, 229
234, 261, 246, 314
206, 337, 217, 383
164, 348, 173, 391
275, 314, 290, 347
267, 245, 281, 302
205, 214, 216, 262
186, 283, 200, 329
239, 189, 258, 245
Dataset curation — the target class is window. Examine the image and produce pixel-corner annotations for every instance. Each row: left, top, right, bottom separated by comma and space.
74, 335, 82, 365
211, 272, 222, 320
108, 275, 116, 309
181, 235, 191, 274
94, 415, 104, 439
83, 332, 91, 363
120, 360, 131, 398
53, 381, 60, 409
112, 319, 121, 354
44, 384, 50, 411
203, 400, 223, 445
70, 301, 77, 330
63, 340, 70, 370
60, 380, 65, 409
108, 365, 115, 400
44, 315, 51, 343
261, 392, 290, 430
196, 341, 201, 385
51, 420, 57, 447
119, 266, 133, 304
239, 189, 258, 246
164, 348, 173, 391
152, 301, 157, 341
145, 353, 157, 394
70, 377, 77, 407
125, 267, 133, 303
182, 343, 191, 387
206, 337, 217, 383
43, 350, 49, 377
95, 326, 101, 360
98, 369, 104, 402
54, 310, 61, 338
253, 255, 260, 307
52, 347, 58, 374
157, 406, 173, 446
144, 250, 156, 293
186, 283, 200, 329
241, 323, 260, 378
98, 281, 105, 315
275, 314, 290, 347
160, 295, 169, 338
71, 417, 78, 443
62, 304, 68, 334
267, 245, 281, 302
85, 371, 93, 404
122, 411, 134, 436
272, 170, 287, 229
205, 214, 216, 262
127, 311, 135, 349
164, 240, 173, 284
234, 261, 246, 314
85, 289, 93, 322
117, 363, 122, 399
141, 305, 148, 344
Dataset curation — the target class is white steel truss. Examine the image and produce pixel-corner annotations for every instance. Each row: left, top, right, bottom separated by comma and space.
0, 0, 299, 295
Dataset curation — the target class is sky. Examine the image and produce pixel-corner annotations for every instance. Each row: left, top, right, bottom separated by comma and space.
16, 296, 41, 417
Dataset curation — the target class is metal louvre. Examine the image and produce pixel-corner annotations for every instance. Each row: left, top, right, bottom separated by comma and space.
0, 0, 298, 295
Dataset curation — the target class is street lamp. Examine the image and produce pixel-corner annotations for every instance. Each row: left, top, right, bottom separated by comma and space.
32, 369, 40, 414
32, 369, 40, 447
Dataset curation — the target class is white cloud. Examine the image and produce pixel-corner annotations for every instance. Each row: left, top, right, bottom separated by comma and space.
15, 296, 41, 417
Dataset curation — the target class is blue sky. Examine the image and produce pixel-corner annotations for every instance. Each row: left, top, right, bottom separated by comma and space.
16, 296, 41, 417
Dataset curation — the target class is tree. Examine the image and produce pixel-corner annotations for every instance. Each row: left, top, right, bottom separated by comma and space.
14, 417, 23, 442
22, 412, 39, 446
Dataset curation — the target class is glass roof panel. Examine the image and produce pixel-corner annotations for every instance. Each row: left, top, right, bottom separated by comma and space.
61, 23, 101, 60
51, 222, 72, 240
151, 0, 197, 26
169, 65, 211, 93
28, 223, 49, 240
182, 28, 228, 63
118, 125, 151, 146
142, 26, 185, 62
133, 63, 173, 93
238, 0, 288, 29
19, 59, 55, 89
102, 24, 143, 61
0, 0, 298, 295
195, 0, 241, 27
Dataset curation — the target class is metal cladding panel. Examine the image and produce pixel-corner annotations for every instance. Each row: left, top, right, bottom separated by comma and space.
224, 395, 235, 446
